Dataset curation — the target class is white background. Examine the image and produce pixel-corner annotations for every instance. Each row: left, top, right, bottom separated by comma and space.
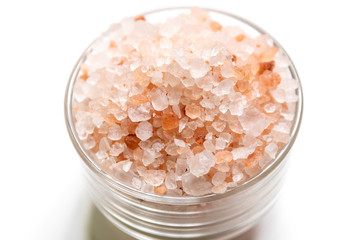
1, 0, 359, 239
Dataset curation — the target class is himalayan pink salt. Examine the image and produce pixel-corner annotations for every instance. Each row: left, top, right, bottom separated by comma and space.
185, 103, 202, 119
73, 8, 298, 197
215, 150, 233, 164
162, 112, 179, 130
135, 121, 153, 141
212, 172, 226, 186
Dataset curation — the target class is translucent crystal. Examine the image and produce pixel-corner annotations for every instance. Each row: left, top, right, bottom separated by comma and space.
135, 121, 153, 141
182, 173, 212, 196
188, 150, 216, 177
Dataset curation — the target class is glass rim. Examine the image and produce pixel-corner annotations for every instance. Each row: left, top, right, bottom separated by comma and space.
64, 7, 303, 205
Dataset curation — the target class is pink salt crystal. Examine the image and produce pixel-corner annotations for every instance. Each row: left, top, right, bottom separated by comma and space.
182, 128, 194, 139
182, 173, 212, 196
185, 103, 202, 119
73, 8, 298, 197
135, 121, 153, 141
215, 163, 230, 172
212, 172, 226, 186
239, 107, 271, 137
165, 143, 179, 156
143, 170, 166, 186
188, 150, 216, 177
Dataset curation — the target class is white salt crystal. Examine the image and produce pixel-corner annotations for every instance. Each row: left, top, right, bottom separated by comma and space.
203, 140, 216, 152
211, 79, 234, 96
109, 142, 125, 156
108, 124, 125, 140
152, 141, 165, 152
228, 95, 246, 116
150, 88, 168, 111
265, 142, 278, 159
188, 150, 216, 177
182, 127, 194, 139
175, 157, 188, 178
232, 146, 256, 160
83, 136, 96, 150
232, 173, 244, 182
151, 71, 163, 85
172, 105, 182, 118
219, 101, 229, 114
215, 138, 226, 150
219, 133, 232, 142
182, 173, 212, 196
165, 172, 177, 189
178, 117, 188, 133
143, 170, 166, 186
220, 62, 235, 78
190, 58, 210, 79
168, 87, 182, 105
135, 121, 153, 141
131, 177, 142, 190
239, 107, 271, 137
273, 121, 292, 134
264, 103, 276, 113
212, 121, 226, 132
165, 142, 178, 156
142, 150, 156, 166
128, 103, 151, 122
212, 172, 226, 186
259, 154, 273, 168
99, 137, 110, 152
211, 183, 227, 194
200, 98, 215, 109
121, 160, 133, 172
160, 37, 173, 49
174, 139, 186, 147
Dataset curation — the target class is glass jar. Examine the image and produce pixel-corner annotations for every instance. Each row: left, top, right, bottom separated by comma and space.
65, 7, 303, 240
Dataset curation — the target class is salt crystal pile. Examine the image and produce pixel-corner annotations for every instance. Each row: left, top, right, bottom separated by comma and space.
73, 8, 298, 196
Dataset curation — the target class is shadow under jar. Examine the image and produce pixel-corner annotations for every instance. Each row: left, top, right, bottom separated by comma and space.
65, 7, 303, 240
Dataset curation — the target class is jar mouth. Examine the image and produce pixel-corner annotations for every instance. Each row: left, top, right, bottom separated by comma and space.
64, 7, 303, 205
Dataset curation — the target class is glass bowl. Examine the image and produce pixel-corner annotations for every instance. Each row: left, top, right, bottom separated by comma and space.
65, 7, 303, 240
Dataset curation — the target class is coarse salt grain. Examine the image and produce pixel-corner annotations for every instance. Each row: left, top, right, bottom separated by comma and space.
73, 8, 298, 196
